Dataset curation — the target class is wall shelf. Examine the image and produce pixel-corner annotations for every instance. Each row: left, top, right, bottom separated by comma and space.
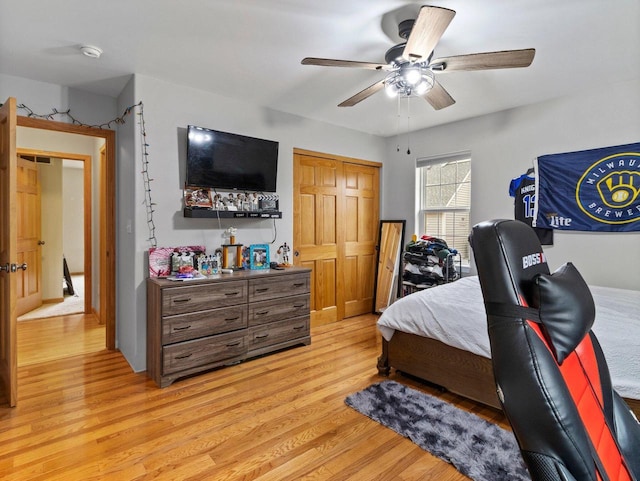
183, 208, 282, 219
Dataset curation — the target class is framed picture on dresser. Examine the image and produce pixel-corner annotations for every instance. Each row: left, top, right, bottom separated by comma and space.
249, 244, 269, 270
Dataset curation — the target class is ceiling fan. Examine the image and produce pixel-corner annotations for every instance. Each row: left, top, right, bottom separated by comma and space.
301, 5, 535, 110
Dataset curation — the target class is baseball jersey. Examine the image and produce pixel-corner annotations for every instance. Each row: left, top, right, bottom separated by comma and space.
509, 172, 554, 245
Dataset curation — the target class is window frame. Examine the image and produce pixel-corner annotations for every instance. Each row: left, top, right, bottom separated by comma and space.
416, 152, 472, 265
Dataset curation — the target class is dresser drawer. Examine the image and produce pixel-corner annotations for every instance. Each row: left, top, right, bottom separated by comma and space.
163, 331, 246, 374
248, 273, 310, 302
247, 316, 310, 350
162, 305, 247, 344
162, 280, 247, 315
248, 294, 309, 326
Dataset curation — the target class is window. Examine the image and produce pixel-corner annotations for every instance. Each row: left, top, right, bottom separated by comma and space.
417, 153, 471, 264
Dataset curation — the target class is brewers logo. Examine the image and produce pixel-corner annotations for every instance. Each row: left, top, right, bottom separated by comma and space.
535, 142, 640, 232
576, 151, 640, 224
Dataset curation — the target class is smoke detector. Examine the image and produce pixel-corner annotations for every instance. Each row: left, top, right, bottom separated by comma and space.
80, 45, 103, 59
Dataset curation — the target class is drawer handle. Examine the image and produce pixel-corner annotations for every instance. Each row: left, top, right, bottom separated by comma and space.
175, 353, 193, 360
226, 341, 242, 347
255, 334, 269, 339
256, 288, 269, 293
225, 316, 240, 322
224, 291, 240, 297
173, 325, 191, 331
292, 283, 304, 287
256, 310, 269, 316
293, 304, 305, 308
173, 298, 191, 304
293, 325, 305, 330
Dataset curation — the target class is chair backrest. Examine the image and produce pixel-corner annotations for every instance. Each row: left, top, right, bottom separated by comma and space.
470, 219, 640, 481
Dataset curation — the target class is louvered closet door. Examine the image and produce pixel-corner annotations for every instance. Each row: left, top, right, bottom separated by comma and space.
293, 149, 380, 326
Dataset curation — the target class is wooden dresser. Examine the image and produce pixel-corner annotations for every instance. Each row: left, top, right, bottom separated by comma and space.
147, 267, 311, 387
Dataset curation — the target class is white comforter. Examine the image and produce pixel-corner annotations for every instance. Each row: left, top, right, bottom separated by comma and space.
377, 276, 640, 399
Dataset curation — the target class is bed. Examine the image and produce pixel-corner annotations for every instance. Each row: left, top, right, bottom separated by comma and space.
376, 276, 640, 416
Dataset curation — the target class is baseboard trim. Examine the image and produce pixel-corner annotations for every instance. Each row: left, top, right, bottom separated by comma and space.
42, 298, 64, 304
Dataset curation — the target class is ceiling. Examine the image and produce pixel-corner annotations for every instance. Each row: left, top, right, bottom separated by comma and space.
1, 0, 639, 137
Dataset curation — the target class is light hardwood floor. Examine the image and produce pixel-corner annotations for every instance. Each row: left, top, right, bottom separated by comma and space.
3, 313, 508, 480
17, 313, 106, 366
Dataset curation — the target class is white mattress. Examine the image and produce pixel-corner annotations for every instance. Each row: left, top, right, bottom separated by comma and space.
377, 276, 640, 399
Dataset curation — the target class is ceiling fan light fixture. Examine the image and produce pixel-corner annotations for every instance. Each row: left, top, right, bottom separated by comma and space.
384, 65, 434, 98
302, 6, 534, 110
403, 67, 422, 86
385, 81, 399, 98
414, 81, 429, 96
415, 70, 435, 95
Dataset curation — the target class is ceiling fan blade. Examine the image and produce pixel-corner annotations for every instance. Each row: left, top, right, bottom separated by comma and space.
301, 57, 388, 70
431, 48, 536, 72
402, 6, 456, 62
423, 80, 455, 110
338, 80, 385, 107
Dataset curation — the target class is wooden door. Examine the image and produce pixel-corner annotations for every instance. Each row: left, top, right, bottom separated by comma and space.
16, 155, 42, 316
293, 149, 381, 326
293, 151, 345, 325
0, 97, 18, 406
343, 163, 379, 317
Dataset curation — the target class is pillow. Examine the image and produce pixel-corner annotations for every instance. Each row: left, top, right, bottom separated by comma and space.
532, 262, 596, 364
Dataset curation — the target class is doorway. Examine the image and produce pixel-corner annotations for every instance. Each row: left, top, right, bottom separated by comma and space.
16, 116, 116, 351
16, 149, 92, 322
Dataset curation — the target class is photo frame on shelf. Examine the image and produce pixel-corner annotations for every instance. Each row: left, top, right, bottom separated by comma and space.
184, 186, 212, 208
249, 244, 269, 270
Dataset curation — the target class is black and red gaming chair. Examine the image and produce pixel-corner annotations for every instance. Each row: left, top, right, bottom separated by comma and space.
469, 219, 640, 481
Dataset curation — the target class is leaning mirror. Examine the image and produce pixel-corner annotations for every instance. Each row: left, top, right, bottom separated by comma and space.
373, 220, 405, 313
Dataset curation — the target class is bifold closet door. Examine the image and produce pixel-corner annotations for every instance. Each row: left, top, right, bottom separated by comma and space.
293, 149, 380, 327
343, 162, 379, 318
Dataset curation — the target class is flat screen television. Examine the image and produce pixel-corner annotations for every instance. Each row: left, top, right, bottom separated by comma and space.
186, 125, 279, 192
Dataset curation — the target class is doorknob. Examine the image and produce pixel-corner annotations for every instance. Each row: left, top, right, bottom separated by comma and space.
9, 263, 27, 272
0, 263, 27, 273
294, 250, 300, 257
38, 240, 45, 245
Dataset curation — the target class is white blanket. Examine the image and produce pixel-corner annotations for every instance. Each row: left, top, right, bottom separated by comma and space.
377, 276, 640, 399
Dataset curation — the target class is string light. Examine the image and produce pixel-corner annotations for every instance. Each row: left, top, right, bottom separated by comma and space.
14, 102, 158, 247
137, 103, 157, 247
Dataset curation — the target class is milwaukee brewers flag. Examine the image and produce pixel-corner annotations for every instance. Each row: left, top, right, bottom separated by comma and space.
533, 142, 640, 232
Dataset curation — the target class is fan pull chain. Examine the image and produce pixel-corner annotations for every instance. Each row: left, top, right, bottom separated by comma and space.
406, 96, 411, 155
396, 95, 402, 152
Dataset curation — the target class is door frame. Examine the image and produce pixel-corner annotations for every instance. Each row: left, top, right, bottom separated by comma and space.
17, 148, 93, 316
17, 116, 116, 350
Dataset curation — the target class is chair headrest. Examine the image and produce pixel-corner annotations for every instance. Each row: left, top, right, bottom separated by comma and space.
532, 262, 595, 364
470, 220, 595, 364
470, 219, 550, 306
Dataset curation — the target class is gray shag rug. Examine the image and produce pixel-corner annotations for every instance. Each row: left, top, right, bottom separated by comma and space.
345, 381, 530, 481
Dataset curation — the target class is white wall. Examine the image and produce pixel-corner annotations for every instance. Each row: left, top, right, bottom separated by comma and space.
116, 74, 387, 371
37, 159, 63, 300
115, 76, 140, 369
0, 73, 118, 127
62, 161, 84, 273
382, 78, 640, 290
